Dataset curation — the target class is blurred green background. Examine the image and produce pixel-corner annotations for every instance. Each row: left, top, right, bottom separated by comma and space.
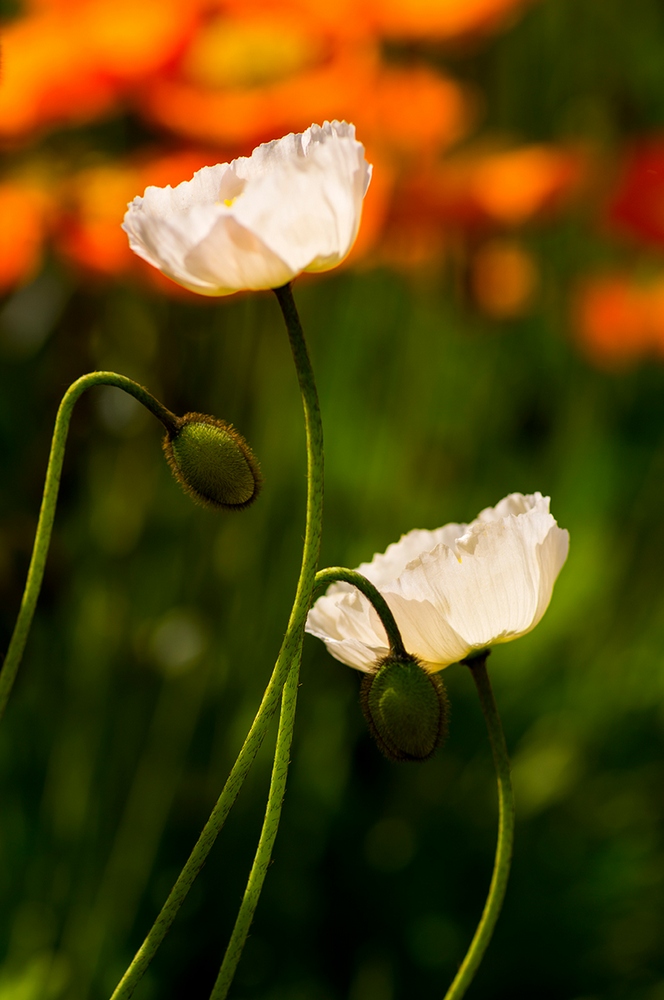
3, 2, 664, 999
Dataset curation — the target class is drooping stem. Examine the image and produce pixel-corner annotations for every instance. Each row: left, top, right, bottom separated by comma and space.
0, 371, 180, 723
1, 368, 296, 999
443, 654, 515, 1000
312, 566, 406, 659
110, 283, 324, 1000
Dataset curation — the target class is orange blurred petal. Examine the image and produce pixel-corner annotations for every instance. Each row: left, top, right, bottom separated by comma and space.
410, 144, 587, 229
574, 275, 659, 364
364, 0, 536, 38
0, 0, 202, 139
139, 38, 377, 149
0, 182, 51, 292
140, 37, 472, 161
0, 14, 113, 137
181, 13, 324, 89
360, 66, 473, 157
52, 150, 241, 294
373, 170, 448, 270
79, 0, 201, 80
471, 238, 538, 317
56, 164, 142, 277
215, 0, 536, 41
468, 146, 584, 225
0, 184, 50, 293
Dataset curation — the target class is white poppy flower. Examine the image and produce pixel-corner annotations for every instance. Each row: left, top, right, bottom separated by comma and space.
122, 121, 371, 295
307, 493, 569, 672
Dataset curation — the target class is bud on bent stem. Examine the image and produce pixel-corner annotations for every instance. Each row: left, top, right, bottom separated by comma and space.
312, 567, 449, 762
163, 413, 261, 511
0, 371, 262, 724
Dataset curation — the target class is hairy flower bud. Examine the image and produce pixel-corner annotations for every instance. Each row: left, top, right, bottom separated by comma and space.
163, 412, 261, 511
360, 654, 449, 763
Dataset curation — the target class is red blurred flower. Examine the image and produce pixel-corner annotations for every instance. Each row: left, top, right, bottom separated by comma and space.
607, 140, 664, 250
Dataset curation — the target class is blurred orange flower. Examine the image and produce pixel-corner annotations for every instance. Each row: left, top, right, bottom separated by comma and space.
0, 0, 202, 141
0, 0, 552, 294
471, 238, 538, 318
137, 15, 472, 161
436, 144, 586, 227
375, 143, 584, 272
575, 272, 664, 364
54, 151, 217, 284
0, 183, 52, 292
216, 0, 536, 41
360, 0, 536, 39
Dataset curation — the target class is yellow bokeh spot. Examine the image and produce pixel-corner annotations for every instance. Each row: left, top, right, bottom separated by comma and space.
182, 17, 322, 90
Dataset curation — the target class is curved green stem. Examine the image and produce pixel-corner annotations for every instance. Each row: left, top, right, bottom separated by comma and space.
0, 368, 293, 998
312, 567, 407, 659
443, 654, 515, 1000
110, 283, 324, 1000
0, 371, 179, 723
109, 640, 298, 1000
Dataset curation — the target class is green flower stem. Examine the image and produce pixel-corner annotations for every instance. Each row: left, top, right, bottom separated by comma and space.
313, 567, 407, 659
205, 284, 325, 1000
110, 283, 324, 1000
272, 282, 325, 665
108, 655, 289, 1000
0, 371, 179, 723
209, 647, 302, 999
443, 654, 515, 1000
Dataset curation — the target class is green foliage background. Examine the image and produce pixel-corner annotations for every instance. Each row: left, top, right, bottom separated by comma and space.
2, 2, 664, 998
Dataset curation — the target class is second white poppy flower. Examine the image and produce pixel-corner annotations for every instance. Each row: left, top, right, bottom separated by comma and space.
307, 492, 569, 672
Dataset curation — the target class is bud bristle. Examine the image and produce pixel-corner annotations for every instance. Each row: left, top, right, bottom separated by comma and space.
163, 412, 262, 511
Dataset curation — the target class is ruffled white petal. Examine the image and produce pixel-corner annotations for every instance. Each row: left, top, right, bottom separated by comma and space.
306, 493, 569, 673
122, 121, 371, 295
232, 123, 370, 274
354, 523, 468, 587
306, 586, 391, 672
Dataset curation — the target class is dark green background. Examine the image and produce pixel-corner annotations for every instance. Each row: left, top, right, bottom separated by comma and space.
2, 2, 664, 998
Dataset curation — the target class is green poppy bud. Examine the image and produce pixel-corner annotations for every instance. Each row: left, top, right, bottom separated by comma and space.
163, 412, 262, 511
360, 654, 449, 763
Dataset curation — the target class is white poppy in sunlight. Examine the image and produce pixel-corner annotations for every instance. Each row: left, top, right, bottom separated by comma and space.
307, 493, 569, 672
122, 121, 371, 295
